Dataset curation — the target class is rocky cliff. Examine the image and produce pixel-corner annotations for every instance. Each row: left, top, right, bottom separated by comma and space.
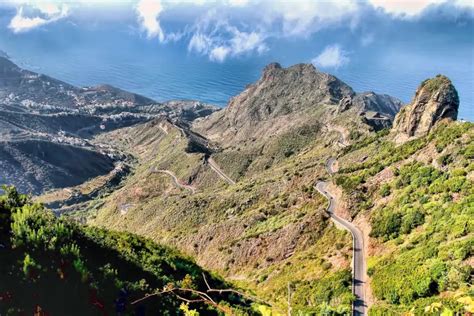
393, 75, 459, 138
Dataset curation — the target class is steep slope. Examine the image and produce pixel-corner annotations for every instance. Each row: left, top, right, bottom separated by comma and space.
393, 75, 459, 140
340, 122, 472, 314
35, 65, 472, 315
334, 92, 472, 315
0, 140, 116, 195
0, 187, 256, 315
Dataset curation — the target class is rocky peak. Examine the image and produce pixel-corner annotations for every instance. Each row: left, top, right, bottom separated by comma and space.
193, 62, 356, 143
262, 62, 282, 78
338, 92, 403, 118
393, 75, 459, 138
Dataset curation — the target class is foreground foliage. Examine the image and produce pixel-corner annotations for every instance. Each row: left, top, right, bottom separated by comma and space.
0, 186, 256, 315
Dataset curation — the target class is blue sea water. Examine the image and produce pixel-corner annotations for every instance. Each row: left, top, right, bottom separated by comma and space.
0, 7, 473, 120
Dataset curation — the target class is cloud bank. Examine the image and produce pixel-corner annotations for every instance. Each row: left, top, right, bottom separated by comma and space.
3, 0, 473, 61
8, 2, 69, 33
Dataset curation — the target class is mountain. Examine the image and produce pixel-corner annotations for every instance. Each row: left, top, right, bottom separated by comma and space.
79, 65, 472, 314
393, 74, 459, 140
0, 57, 218, 195
1, 58, 472, 315
0, 57, 155, 109
194, 62, 401, 144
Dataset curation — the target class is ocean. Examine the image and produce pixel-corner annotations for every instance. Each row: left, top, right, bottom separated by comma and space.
0, 7, 472, 120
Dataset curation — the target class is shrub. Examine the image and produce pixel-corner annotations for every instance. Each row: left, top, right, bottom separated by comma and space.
370, 210, 402, 240
401, 209, 425, 235
379, 184, 391, 197
437, 154, 453, 167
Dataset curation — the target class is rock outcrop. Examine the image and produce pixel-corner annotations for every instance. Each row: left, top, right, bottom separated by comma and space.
339, 92, 403, 118
393, 75, 459, 137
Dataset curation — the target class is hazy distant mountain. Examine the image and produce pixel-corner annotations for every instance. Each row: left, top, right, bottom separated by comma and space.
0, 57, 218, 194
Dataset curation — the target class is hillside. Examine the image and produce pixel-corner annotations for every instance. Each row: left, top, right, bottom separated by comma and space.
47, 64, 396, 314
335, 120, 473, 314
0, 56, 217, 195
1, 58, 471, 315
81, 68, 472, 315
0, 186, 257, 315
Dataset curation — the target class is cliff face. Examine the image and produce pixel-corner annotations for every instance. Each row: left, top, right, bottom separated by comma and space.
339, 92, 403, 118
393, 75, 459, 137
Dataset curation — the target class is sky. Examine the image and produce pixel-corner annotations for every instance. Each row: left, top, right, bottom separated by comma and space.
0, 0, 473, 119
1, 0, 472, 63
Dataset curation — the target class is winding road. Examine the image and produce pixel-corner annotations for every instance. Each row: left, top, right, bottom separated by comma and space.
207, 157, 236, 185
315, 129, 367, 315
150, 168, 196, 194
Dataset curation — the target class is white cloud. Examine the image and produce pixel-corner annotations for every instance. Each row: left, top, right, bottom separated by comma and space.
136, 0, 165, 41
226, 0, 250, 6
188, 32, 213, 54
368, 0, 473, 17
187, 11, 267, 62
209, 46, 231, 62
312, 44, 349, 69
8, 3, 69, 33
272, 0, 360, 37
368, 0, 444, 16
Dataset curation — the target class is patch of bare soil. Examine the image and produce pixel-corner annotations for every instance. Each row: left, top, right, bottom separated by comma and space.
326, 183, 351, 219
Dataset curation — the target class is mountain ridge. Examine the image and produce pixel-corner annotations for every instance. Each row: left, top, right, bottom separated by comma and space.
194, 62, 402, 145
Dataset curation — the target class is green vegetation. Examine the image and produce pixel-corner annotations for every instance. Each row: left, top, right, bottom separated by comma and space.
368, 161, 472, 309
291, 270, 354, 315
420, 74, 451, 93
0, 186, 256, 315
335, 121, 473, 314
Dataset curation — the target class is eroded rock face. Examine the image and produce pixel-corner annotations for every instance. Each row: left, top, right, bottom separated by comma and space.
393, 75, 459, 137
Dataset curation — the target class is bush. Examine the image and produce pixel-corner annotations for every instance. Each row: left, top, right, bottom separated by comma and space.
370, 211, 402, 240
437, 154, 453, 166
379, 184, 391, 197
400, 209, 425, 235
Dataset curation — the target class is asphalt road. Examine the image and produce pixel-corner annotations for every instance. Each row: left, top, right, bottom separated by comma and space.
315, 156, 366, 315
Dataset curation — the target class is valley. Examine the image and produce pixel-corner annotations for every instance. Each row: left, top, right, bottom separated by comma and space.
0, 55, 472, 315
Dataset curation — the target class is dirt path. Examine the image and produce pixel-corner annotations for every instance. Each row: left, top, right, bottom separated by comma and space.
206, 157, 236, 185
150, 167, 196, 194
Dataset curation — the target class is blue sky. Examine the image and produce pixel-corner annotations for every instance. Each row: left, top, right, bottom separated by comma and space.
1, 0, 473, 64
